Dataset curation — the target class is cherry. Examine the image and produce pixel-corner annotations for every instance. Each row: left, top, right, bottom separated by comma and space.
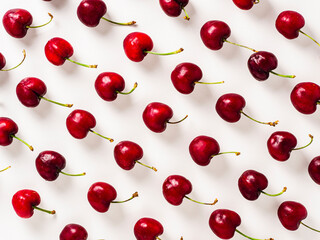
159, 0, 190, 20
114, 141, 157, 171
171, 62, 224, 94
134, 217, 164, 240
162, 175, 217, 206
308, 156, 320, 185
215, 93, 279, 126
278, 201, 320, 233
142, 102, 188, 133
209, 209, 273, 240
36, 151, 85, 181
2, 9, 53, 38
0, 50, 26, 71
95, 72, 138, 101
0, 117, 33, 151
232, 0, 259, 10
200, 20, 256, 51
60, 223, 88, 240
66, 109, 114, 142
87, 182, 138, 213
123, 32, 183, 62
189, 135, 240, 166
290, 82, 320, 114
267, 131, 313, 161
12, 189, 55, 218
45, 37, 97, 68
238, 170, 286, 201
77, 0, 136, 27
16, 77, 73, 108
248, 51, 295, 81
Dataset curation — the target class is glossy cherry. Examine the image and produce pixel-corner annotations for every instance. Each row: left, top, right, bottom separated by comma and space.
159, 0, 190, 20
0, 117, 33, 151
308, 156, 320, 185
0, 50, 26, 71
60, 223, 88, 240
142, 102, 188, 133
123, 32, 183, 62
189, 135, 240, 166
215, 93, 278, 126
290, 82, 320, 114
12, 189, 55, 218
238, 170, 286, 201
209, 209, 273, 240
162, 175, 217, 206
16, 77, 73, 108
66, 109, 113, 142
95, 72, 137, 101
45, 37, 97, 68
267, 131, 313, 161
232, 0, 259, 10
171, 62, 224, 94
87, 182, 138, 213
114, 141, 157, 171
134, 218, 164, 240
3, 9, 53, 38
248, 51, 295, 81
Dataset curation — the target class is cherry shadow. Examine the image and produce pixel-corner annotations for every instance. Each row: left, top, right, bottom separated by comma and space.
251, 0, 275, 19
49, 0, 67, 9
0, 71, 10, 87
108, 89, 135, 111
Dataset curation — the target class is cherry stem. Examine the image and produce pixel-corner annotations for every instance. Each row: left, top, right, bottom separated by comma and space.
269, 71, 295, 79
27, 13, 53, 29
254, 0, 260, 3
89, 130, 114, 142
0, 50, 26, 72
211, 151, 240, 157
111, 192, 138, 203
167, 115, 188, 124
32, 206, 55, 215
60, 171, 86, 177
301, 222, 320, 233
101, 17, 136, 26
0, 166, 11, 172
235, 229, 273, 240
240, 110, 279, 127
135, 160, 157, 172
39, 96, 73, 108
11, 135, 33, 151
184, 195, 218, 205
182, 7, 190, 21
195, 81, 224, 85
292, 134, 313, 151
66, 58, 97, 68
261, 187, 287, 197
299, 30, 320, 47
144, 48, 184, 56
223, 39, 257, 52
117, 82, 138, 95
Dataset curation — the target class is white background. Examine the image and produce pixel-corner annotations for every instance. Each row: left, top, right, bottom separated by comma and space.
0, 0, 320, 239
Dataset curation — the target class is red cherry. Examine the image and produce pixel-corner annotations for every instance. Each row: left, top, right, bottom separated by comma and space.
276, 11, 305, 40
159, 0, 190, 20
95, 72, 138, 101
278, 201, 307, 231
2, 9, 53, 38
0, 50, 26, 71
87, 182, 138, 213
142, 102, 188, 133
12, 189, 55, 218
308, 156, 320, 185
60, 223, 88, 240
123, 32, 183, 62
232, 0, 258, 10
45, 37, 97, 68
134, 217, 164, 240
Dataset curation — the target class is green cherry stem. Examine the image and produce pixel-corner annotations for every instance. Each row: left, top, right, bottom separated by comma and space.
182, 7, 190, 21
223, 39, 257, 52
1, 50, 26, 71
135, 161, 157, 172
235, 229, 273, 240
184, 195, 218, 205
240, 110, 279, 127
0, 166, 11, 172
39, 96, 73, 108
270, 70, 295, 79
292, 134, 313, 151
299, 30, 320, 47
66, 58, 97, 68
60, 171, 86, 177
111, 192, 138, 203
11, 135, 33, 151
89, 130, 114, 142
33, 206, 56, 215
117, 82, 138, 95
101, 17, 136, 26
211, 151, 240, 157
300, 222, 320, 233
261, 187, 287, 197
167, 115, 188, 124
27, 13, 53, 29
144, 48, 184, 56
254, 0, 260, 4
195, 81, 224, 85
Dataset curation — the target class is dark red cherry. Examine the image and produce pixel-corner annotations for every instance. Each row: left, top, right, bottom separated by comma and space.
200, 21, 231, 51
276, 11, 305, 40
159, 0, 190, 20
60, 223, 88, 240
232, 0, 258, 10
308, 156, 320, 185
134, 217, 164, 240
278, 201, 307, 231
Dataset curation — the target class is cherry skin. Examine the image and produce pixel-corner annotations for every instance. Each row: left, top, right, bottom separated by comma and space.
308, 156, 320, 185
267, 131, 297, 161
77, 0, 107, 27
60, 223, 88, 240
0, 53, 6, 70
134, 217, 164, 240
276, 11, 305, 40
12, 189, 55, 218
278, 201, 307, 231
200, 21, 231, 51
159, 0, 190, 20
232, 0, 258, 10
290, 82, 320, 114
